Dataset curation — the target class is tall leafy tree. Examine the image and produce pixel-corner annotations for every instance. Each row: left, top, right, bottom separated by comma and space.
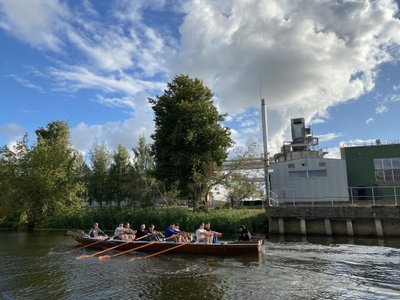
27, 121, 85, 226
131, 135, 156, 206
0, 135, 30, 227
0, 122, 86, 228
108, 144, 132, 206
149, 74, 232, 210
87, 144, 111, 207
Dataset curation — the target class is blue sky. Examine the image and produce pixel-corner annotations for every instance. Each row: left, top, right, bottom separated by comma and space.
0, 0, 400, 158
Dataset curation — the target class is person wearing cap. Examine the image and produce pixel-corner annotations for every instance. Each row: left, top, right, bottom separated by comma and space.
238, 225, 252, 241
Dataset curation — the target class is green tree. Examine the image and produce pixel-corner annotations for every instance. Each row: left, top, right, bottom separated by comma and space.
108, 144, 132, 206
0, 121, 86, 228
27, 121, 85, 226
0, 135, 30, 227
222, 143, 265, 208
130, 135, 159, 206
149, 74, 232, 210
87, 144, 111, 207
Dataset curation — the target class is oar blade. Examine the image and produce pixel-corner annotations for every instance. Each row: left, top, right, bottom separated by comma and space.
129, 256, 142, 261
98, 255, 111, 261
76, 255, 90, 260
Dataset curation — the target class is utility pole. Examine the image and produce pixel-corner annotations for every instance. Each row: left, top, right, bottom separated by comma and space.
261, 98, 270, 207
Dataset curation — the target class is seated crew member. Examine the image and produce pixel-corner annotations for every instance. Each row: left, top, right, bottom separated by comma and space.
204, 222, 222, 243
174, 223, 191, 243
238, 225, 252, 241
135, 224, 148, 240
195, 223, 213, 244
88, 222, 107, 239
124, 222, 136, 241
114, 223, 127, 240
147, 224, 164, 241
164, 223, 181, 242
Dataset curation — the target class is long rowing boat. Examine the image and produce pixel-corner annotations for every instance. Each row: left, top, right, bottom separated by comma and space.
67, 230, 263, 256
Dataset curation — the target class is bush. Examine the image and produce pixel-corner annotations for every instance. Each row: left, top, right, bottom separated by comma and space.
48, 207, 267, 235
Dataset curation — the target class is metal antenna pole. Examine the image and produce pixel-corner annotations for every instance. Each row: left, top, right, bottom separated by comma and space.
261, 98, 270, 207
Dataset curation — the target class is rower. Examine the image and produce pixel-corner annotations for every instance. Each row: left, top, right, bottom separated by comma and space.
204, 222, 222, 243
124, 222, 136, 241
195, 223, 213, 244
114, 223, 127, 240
164, 223, 181, 242
147, 224, 164, 241
135, 224, 148, 240
88, 222, 107, 239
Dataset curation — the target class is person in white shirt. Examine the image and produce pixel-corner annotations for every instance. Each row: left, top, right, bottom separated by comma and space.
195, 223, 213, 244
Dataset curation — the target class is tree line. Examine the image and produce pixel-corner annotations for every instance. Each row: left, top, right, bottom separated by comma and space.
0, 75, 263, 229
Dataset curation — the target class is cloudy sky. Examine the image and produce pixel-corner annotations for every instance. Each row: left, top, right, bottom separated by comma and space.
1, 0, 399, 159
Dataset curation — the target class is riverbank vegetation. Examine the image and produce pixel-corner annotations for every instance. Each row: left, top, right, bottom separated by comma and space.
52, 207, 266, 235
0, 75, 264, 229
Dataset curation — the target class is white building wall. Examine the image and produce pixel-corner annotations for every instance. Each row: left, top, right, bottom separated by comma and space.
270, 157, 349, 203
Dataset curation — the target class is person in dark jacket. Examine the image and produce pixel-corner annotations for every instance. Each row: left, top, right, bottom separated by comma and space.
238, 225, 252, 241
135, 224, 149, 240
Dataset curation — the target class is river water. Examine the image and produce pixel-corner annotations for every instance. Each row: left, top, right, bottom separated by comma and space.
0, 231, 399, 300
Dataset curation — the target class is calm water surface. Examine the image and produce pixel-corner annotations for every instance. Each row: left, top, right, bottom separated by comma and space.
0, 231, 399, 300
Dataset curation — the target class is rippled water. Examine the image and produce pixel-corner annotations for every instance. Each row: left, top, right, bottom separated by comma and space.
0, 231, 399, 299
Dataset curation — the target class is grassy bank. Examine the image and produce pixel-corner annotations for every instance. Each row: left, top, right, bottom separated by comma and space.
50, 207, 267, 235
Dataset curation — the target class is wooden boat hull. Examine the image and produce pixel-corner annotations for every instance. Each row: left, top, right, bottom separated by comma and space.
67, 231, 263, 256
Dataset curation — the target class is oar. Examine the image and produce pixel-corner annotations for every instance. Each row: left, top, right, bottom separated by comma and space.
129, 241, 190, 261
99, 241, 158, 261
69, 236, 110, 254
76, 239, 128, 260
98, 234, 175, 261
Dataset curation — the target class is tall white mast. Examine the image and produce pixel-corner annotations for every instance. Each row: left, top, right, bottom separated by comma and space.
261, 98, 270, 206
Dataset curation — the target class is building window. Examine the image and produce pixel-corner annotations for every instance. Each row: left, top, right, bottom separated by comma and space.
289, 170, 327, 178
309, 170, 327, 177
318, 162, 326, 167
374, 158, 400, 183
289, 171, 307, 178
288, 163, 295, 169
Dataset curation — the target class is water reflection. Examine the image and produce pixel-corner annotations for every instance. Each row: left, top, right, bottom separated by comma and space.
1, 230, 399, 300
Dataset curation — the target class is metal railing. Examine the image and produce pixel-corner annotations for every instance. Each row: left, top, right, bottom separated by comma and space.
268, 185, 400, 207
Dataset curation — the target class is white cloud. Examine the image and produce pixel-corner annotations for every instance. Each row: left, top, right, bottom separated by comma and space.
317, 132, 343, 142
375, 104, 388, 114
0, 0, 69, 51
0, 123, 26, 137
171, 0, 400, 144
71, 92, 155, 154
366, 117, 374, 124
1, 0, 399, 153
0, 123, 26, 148
324, 147, 341, 159
8, 74, 45, 93
49, 65, 164, 95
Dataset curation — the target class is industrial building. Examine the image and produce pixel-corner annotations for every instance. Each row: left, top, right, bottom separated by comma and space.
340, 141, 400, 204
270, 118, 349, 204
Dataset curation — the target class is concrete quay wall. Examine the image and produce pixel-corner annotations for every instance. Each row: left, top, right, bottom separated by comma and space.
268, 206, 400, 237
